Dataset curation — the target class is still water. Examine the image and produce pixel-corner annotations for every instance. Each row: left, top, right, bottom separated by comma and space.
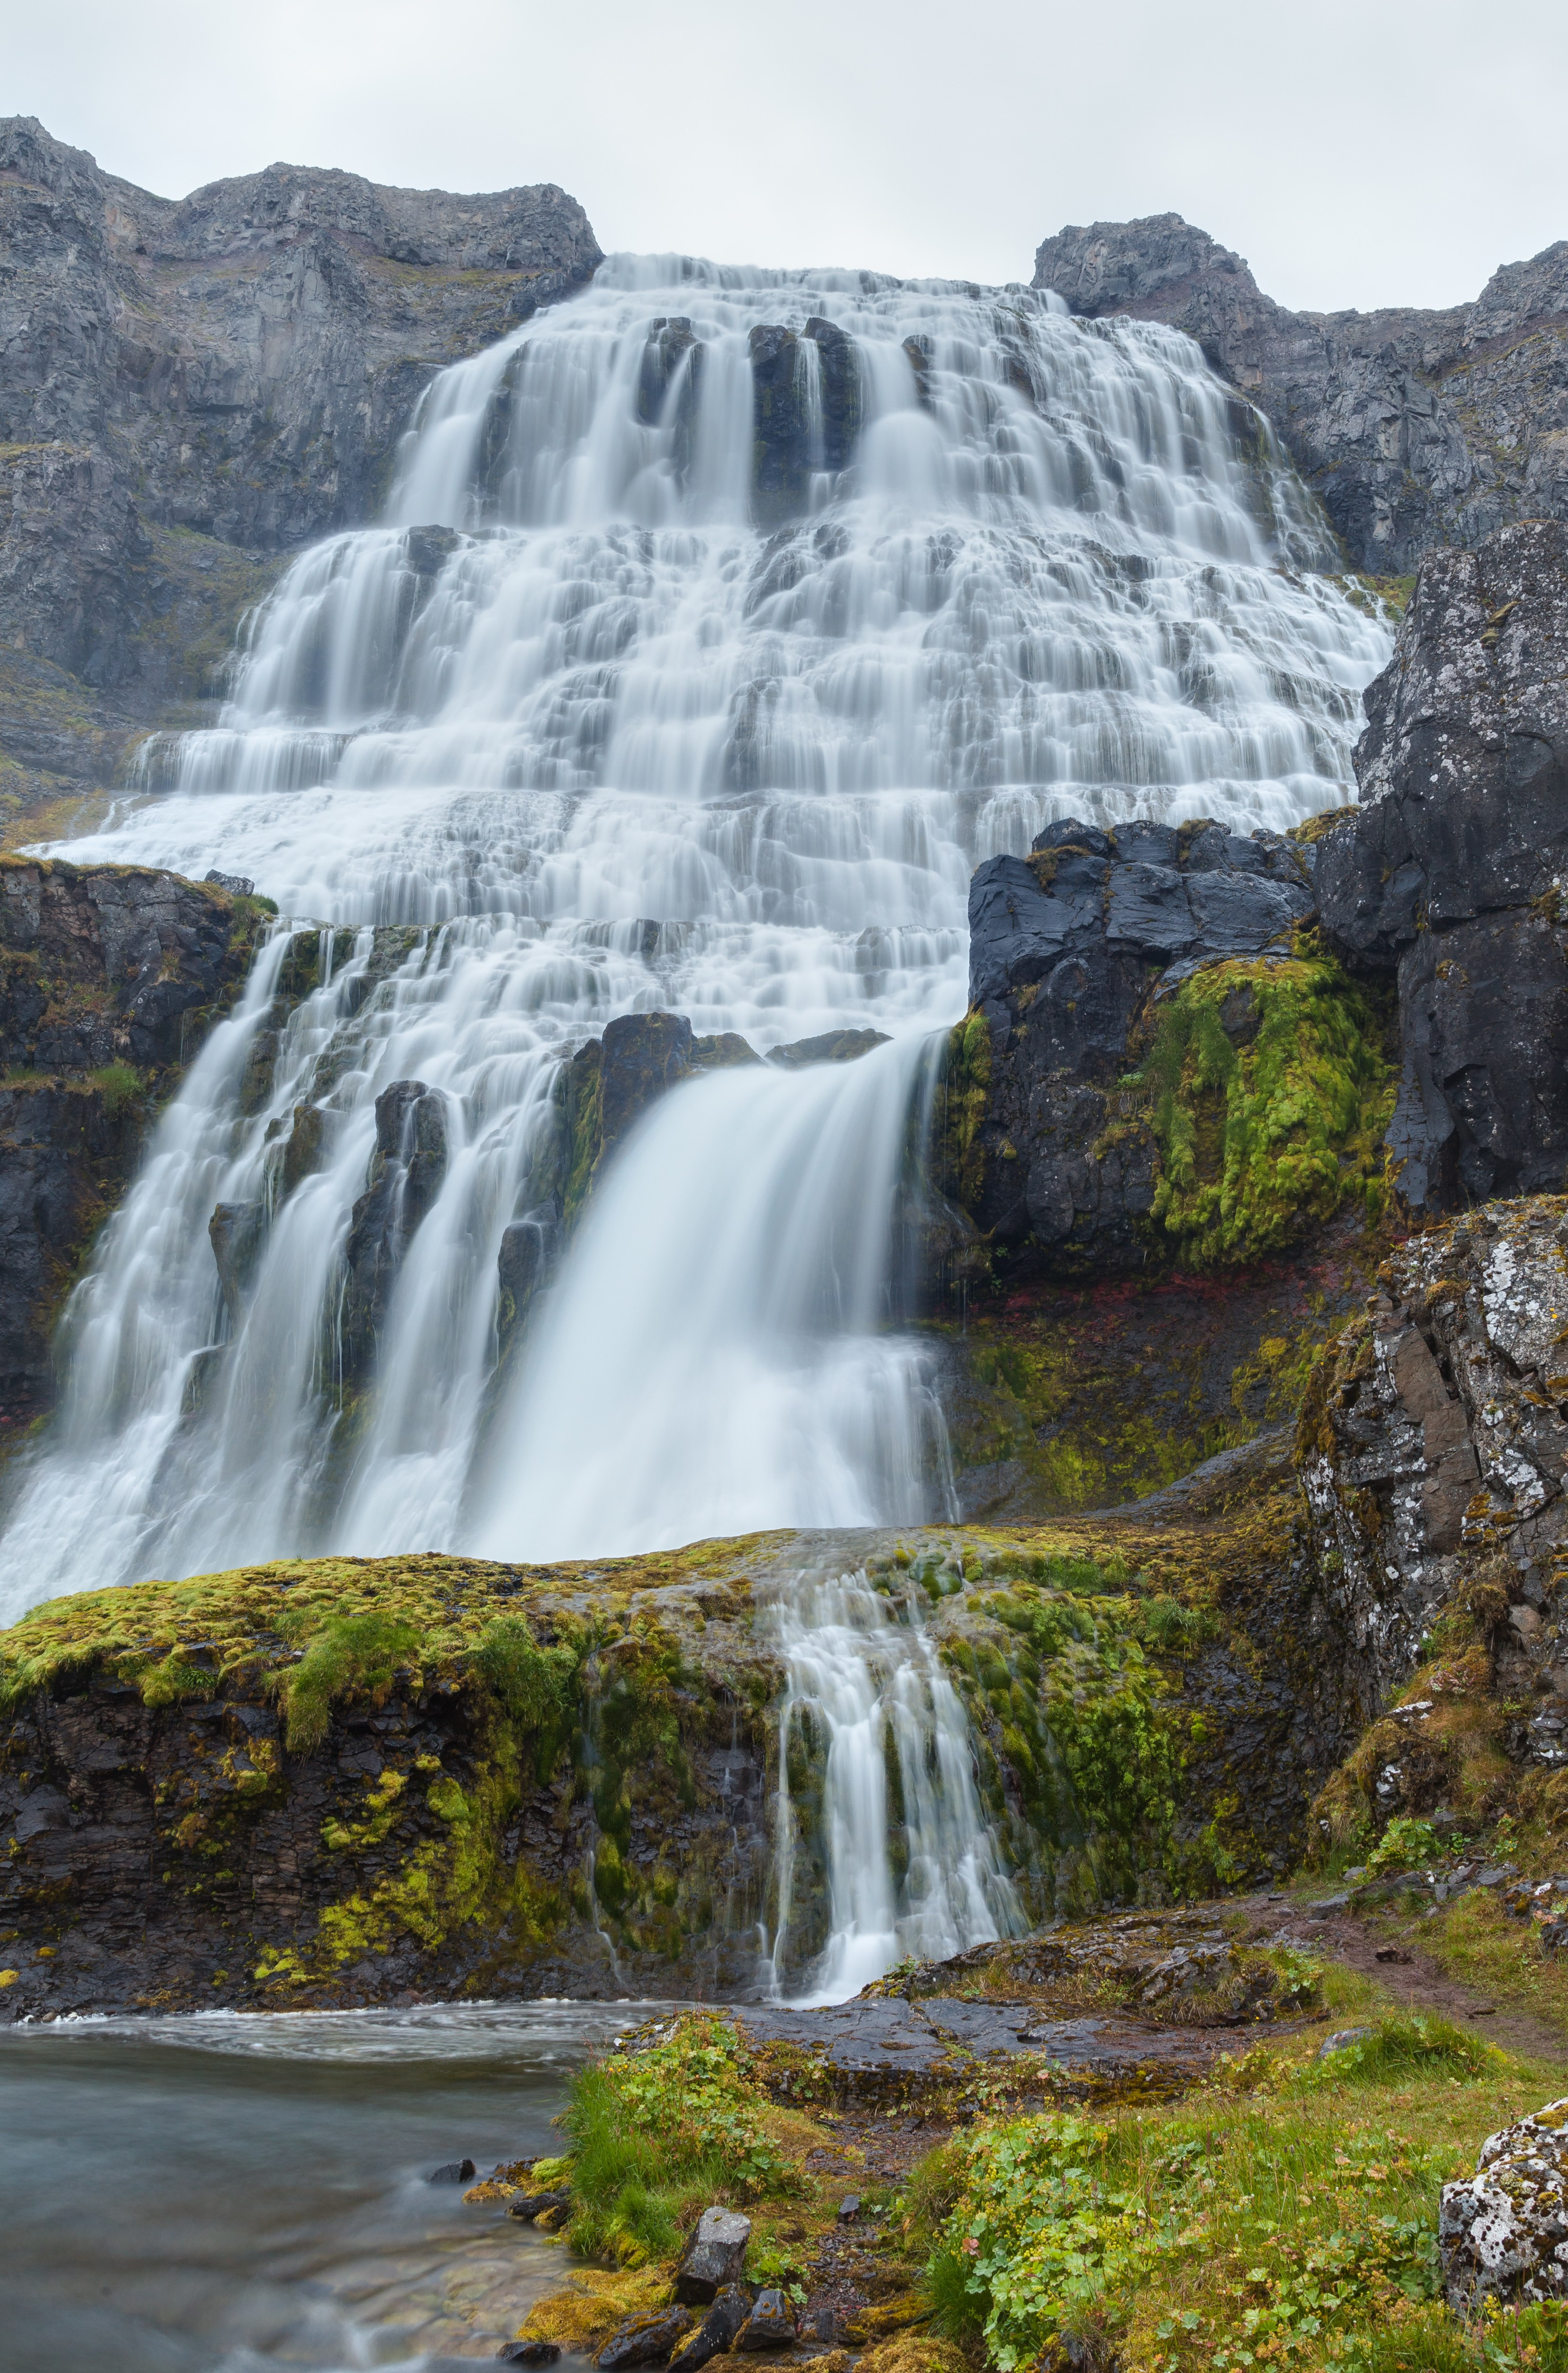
0, 2002, 647, 2371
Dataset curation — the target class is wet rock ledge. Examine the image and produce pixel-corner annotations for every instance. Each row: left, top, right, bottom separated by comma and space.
0, 854, 274, 1427
0, 1425, 1357, 2019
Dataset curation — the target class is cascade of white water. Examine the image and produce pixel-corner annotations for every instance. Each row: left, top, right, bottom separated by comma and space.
1, 254, 1393, 1643
767, 1566, 1021, 2001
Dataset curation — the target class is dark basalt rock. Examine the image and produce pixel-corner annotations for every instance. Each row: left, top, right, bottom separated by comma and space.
0, 856, 267, 1422
674, 2206, 752, 2305
1033, 210, 1568, 573
768, 1028, 891, 1068
338, 1079, 449, 1383
596, 2309, 694, 2369
1300, 1196, 1568, 1722
735, 2290, 796, 2350
1316, 517, 1568, 1211
961, 815, 1314, 1267
209, 1199, 266, 1324
501, 2346, 563, 2366
750, 324, 809, 525
804, 317, 861, 470
668, 2286, 752, 2373
427, 2156, 477, 2182
748, 317, 863, 522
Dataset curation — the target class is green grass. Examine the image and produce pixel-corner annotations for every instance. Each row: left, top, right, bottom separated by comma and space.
560, 2015, 803, 2267
911, 2010, 1545, 2372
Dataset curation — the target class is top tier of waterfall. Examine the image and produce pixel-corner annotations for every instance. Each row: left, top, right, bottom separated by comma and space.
82, 251, 1389, 954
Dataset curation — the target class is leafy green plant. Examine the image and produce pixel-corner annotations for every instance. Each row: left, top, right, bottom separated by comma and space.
1367, 1816, 1445, 1877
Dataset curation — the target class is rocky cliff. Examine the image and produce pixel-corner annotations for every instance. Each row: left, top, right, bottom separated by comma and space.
0, 116, 601, 829
1033, 212, 1568, 572
1317, 517, 1568, 1211
0, 855, 273, 1424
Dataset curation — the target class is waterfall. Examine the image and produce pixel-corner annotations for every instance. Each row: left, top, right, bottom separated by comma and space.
767, 1565, 1022, 2003
1, 253, 1392, 1633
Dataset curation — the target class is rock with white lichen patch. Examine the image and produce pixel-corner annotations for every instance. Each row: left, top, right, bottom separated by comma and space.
1440, 2099, 1568, 2311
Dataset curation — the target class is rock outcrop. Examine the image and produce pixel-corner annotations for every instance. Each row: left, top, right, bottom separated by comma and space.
1316, 516, 1568, 1212
949, 816, 1370, 1272
1300, 1196, 1568, 1722
1032, 211, 1568, 571
0, 115, 602, 824
0, 1459, 1355, 2017
0, 854, 270, 1421
1440, 2100, 1568, 2312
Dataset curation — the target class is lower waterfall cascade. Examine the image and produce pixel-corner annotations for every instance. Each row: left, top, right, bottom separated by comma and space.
767, 1564, 1023, 2003
0, 250, 1395, 1995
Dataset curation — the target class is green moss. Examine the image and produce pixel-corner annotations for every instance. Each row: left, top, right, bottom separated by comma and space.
562, 1040, 605, 1228
936, 1010, 993, 1209
273, 1609, 424, 1752
1128, 949, 1395, 1268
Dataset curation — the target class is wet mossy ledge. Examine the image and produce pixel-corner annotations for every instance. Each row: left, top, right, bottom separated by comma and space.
0, 1460, 1354, 2018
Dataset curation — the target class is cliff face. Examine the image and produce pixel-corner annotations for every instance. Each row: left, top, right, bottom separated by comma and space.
1032, 212, 1568, 572
1317, 517, 1568, 1211
0, 855, 273, 1423
0, 116, 602, 828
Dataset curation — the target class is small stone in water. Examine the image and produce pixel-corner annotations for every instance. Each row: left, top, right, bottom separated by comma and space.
500, 2346, 562, 2365
428, 2157, 477, 2182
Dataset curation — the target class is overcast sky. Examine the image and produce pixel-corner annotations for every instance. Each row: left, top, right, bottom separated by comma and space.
10, 0, 1566, 312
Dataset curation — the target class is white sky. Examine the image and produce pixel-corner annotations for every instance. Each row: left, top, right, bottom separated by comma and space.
10, 0, 1566, 313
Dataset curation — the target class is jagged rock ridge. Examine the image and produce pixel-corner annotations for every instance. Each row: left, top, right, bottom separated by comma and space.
1033, 211, 1568, 571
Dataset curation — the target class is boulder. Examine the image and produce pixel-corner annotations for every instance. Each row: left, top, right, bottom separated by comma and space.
1440, 2100, 1568, 2311
668, 2286, 752, 2373
427, 2156, 476, 2182
957, 815, 1315, 1267
674, 2206, 752, 2305
735, 2290, 797, 2351
597, 2310, 694, 2370
1316, 519, 1568, 1211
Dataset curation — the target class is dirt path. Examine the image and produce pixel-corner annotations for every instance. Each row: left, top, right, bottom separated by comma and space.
1230, 1888, 1568, 2067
